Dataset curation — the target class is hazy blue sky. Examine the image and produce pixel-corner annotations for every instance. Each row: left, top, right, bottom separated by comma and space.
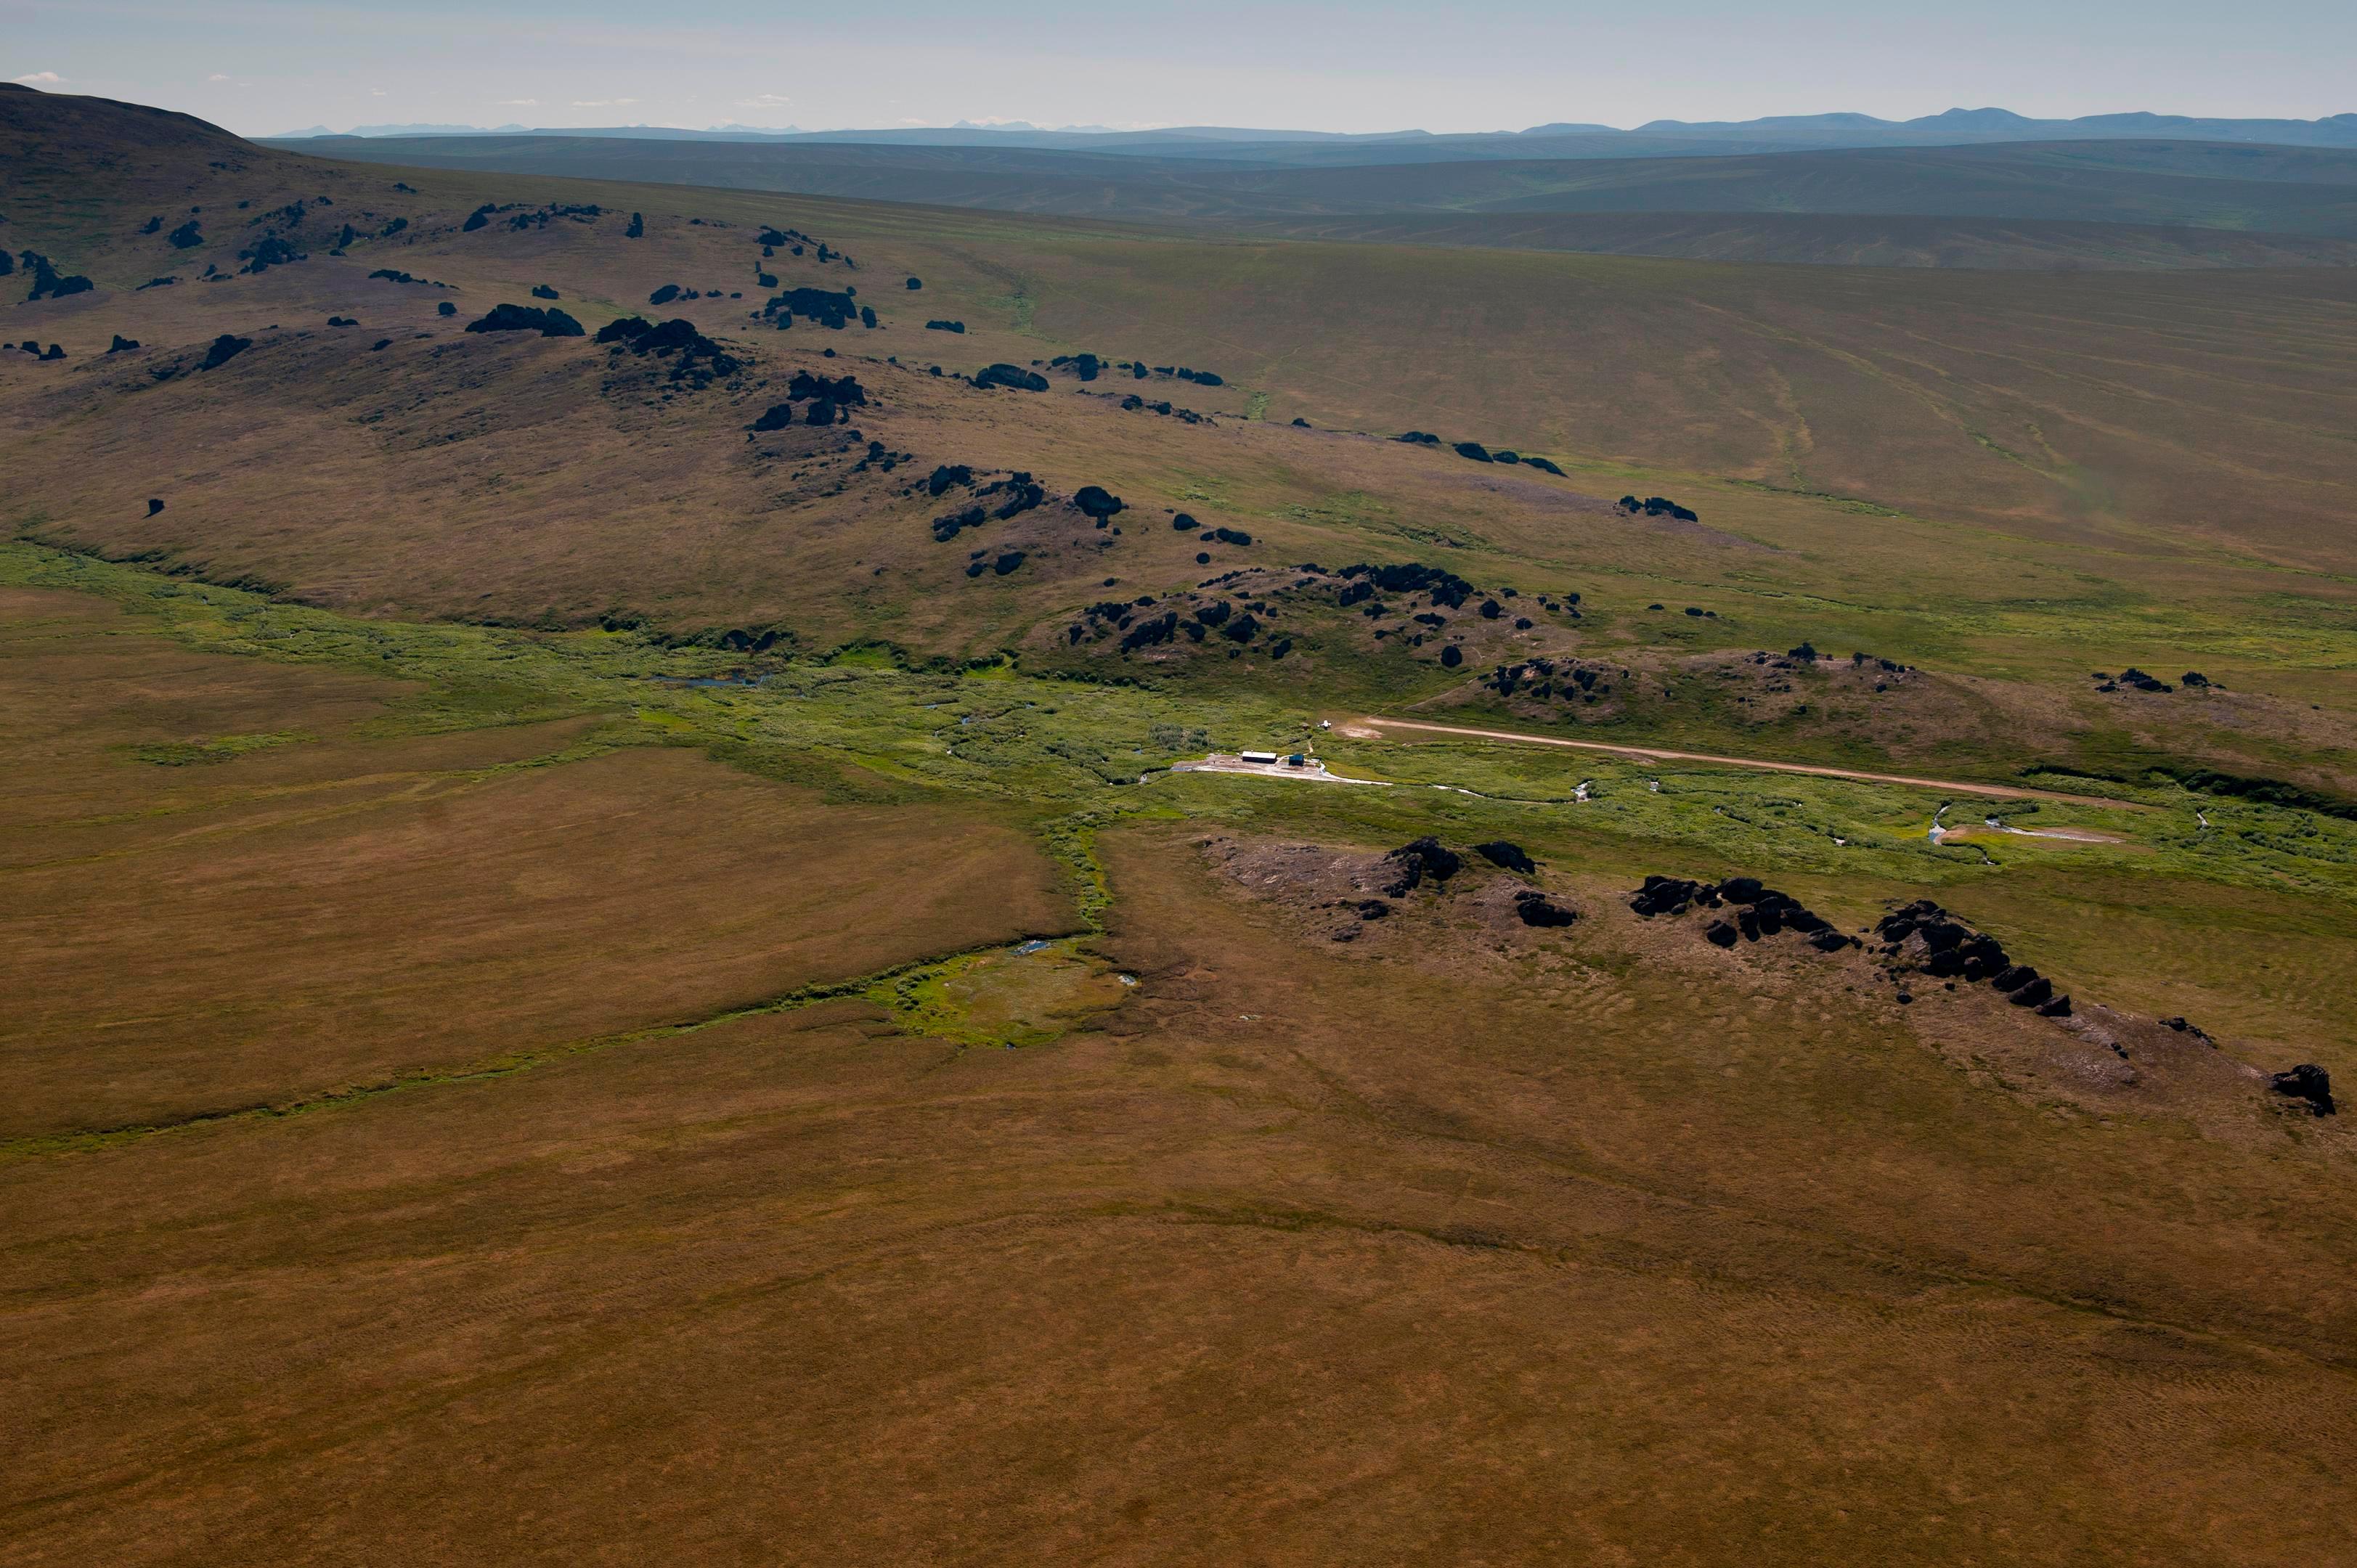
7, 0, 2351, 135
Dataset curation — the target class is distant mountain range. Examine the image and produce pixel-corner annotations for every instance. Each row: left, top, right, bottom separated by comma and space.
267, 107, 2357, 154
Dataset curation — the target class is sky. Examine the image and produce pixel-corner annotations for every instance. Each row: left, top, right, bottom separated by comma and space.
6, 0, 2353, 136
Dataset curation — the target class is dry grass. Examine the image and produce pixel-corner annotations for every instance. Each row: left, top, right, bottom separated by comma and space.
0, 591, 1071, 1139
4, 826, 2351, 1565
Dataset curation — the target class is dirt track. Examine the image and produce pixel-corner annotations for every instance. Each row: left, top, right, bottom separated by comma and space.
1353, 717, 2147, 807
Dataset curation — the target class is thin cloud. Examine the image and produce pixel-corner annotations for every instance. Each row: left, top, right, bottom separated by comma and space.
15, 71, 65, 85
569, 97, 638, 108
494, 98, 539, 107
208, 73, 230, 82
738, 93, 791, 108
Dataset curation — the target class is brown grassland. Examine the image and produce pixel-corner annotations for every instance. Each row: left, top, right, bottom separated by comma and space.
4, 85, 2357, 1565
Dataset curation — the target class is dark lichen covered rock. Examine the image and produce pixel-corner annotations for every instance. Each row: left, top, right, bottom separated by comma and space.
198, 333, 251, 371
1474, 841, 1536, 875
2006, 976, 2055, 1008
925, 319, 966, 333
21, 251, 94, 301
238, 234, 306, 274
1634, 874, 1841, 946
108, 334, 140, 353
1073, 486, 1125, 520
1522, 457, 1566, 476
625, 212, 644, 237
932, 505, 985, 543
1513, 890, 1577, 928
927, 464, 974, 497
1379, 837, 1462, 897
1454, 441, 1494, 462
167, 219, 203, 249
602, 317, 743, 384
975, 363, 1049, 392
786, 368, 866, 406
531, 284, 559, 300
985, 474, 1046, 519
648, 283, 682, 306
763, 287, 856, 329
436, 301, 457, 317
1335, 560, 1477, 609
1396, 431, 1442, 446
1630, 875, 1721, 918
2270, 1063, 2337, 1116
1620, 494, 1700, 523
466, 303, 585, 338
146, 498, 165, 516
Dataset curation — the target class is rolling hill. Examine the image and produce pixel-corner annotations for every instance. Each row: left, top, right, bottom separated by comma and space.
261, 126, 2357, 268
8, 83, 2357, 1567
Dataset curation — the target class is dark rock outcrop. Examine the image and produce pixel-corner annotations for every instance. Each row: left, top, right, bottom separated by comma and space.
2270, 1064, 2337, 1116
762, 287, 856, 329
975, 363, 1049, 392
1620, 494, 1700, 523
925, 319, 966, 333
1513, 891, 1577, 928
603, 317, 742, 384
21, 251, 94, 301
1380, 838, 1462, 897
1073, 486, 1125, 521
198, 333, 251, 371
465, 303, 585, 338
1474, 841, 1536, 875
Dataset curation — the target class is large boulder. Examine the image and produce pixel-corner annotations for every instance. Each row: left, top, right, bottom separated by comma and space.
2270, 1064, 2337, 1116
975, 363, 1049, 392
198, 333, 251, 371
1073, 485, 1125, 520
1513, 891, 1577, 928
465, 303, 585, 338
1379, 838, 1462, 896
1474, 841, 1536, 875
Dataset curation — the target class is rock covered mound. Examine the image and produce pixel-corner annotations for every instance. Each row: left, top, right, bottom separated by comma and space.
1629, 875, 1849, 951
1205, 835, 1578, 949
597, 316, 742, 387
1874, 899, 2069, 1015
465, 303, 585, 338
